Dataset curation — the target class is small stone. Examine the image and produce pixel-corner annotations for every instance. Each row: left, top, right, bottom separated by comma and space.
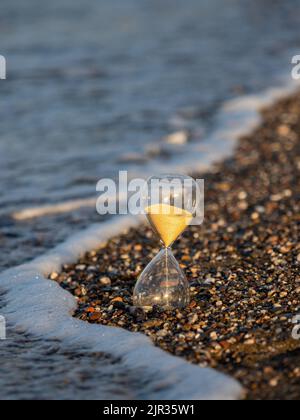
245, 338, 256, 346
188, 300, 197, 309
238, 191, 247, 200
220, 340, 231, 350
76, 264, 86, 271
111, 297, 123, 303
188, 314, 198, 324
293, 368, 300, 377
271, 193, 283, 202
269, 378, 279, 387
87, 265, 97, 272
204, 276, 215, 285
238, 201, 248, 210
251, 212, 260, 221
280, 245, 291, 254
277, 124, 290, 136
128, 306, 146, 321
89, 313, 101, 321
100, 277, 111, 286
217, 183, 231, 192
263, 367, 274, 375
86, 307, 95, 313
210, 332, 218, 340
142, 320, 163, 329
156, 329, 169, 337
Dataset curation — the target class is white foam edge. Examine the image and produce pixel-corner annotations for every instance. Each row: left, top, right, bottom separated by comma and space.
2, 77, 300, 400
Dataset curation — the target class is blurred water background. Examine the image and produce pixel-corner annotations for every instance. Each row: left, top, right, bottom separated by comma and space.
0, 0, 300, 269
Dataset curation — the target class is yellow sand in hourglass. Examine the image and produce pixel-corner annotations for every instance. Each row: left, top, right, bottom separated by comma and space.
145, 204, 193, 247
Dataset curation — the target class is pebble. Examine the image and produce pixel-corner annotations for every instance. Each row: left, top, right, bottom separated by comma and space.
75, 264, 86, 271
111, 297, 123, 303
99, 277, 111, 286
143, 320, 163, 328
156, 329, 169, 337
269, 378, 279, 387
238, 191, 248, 200
245, 338, 256, 346
89, 313, 102, 321
210, 332, 218, 340
128, 306, 146, 321
188, 314, 198, 324
251, 212, 260, 221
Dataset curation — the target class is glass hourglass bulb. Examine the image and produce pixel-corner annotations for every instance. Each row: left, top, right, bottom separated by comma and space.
133, 174, 198, 311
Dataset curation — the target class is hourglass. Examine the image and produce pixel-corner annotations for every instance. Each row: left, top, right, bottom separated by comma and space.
133, 174, 198, 310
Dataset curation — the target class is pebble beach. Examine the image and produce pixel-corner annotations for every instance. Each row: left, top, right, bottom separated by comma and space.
54, 92, 300, 400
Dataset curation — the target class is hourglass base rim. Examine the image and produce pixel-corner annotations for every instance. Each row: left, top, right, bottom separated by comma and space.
132, 297, 190, 312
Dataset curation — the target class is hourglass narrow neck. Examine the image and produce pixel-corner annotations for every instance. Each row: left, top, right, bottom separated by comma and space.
161, 241, 173, 249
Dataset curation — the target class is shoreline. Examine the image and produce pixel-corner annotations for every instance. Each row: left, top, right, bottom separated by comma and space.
55, 92, 300, 400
